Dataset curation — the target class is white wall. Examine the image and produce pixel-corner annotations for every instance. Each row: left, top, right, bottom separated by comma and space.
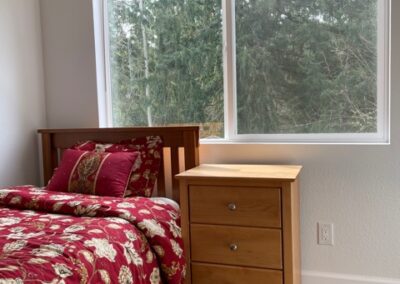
40, 0, 99, 128
39, 0, 400, 283
0, 0, 46, 186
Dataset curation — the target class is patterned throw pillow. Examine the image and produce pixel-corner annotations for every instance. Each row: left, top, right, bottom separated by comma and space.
46, 149, 141, 197
72, 136, 163, 197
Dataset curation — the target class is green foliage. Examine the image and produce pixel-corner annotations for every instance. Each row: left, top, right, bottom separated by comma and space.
107, 0, 378, 137
236, 0, 377, 134
108, 0, 224, 138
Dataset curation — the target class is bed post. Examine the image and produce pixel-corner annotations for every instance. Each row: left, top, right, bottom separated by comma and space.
170, 129, 200, 202
183, 129, 200, 170
40, 131, 57, 185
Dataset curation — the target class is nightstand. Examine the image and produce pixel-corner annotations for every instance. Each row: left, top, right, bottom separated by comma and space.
176, 164, 302, 284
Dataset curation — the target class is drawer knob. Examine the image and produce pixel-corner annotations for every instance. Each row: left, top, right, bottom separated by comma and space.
227, 203, 237, 211
229, 243, 238, 251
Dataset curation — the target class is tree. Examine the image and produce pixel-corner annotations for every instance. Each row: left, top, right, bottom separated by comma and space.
107, 0, 224, 138
236, 0, 377, 134
107, 0, 378, 137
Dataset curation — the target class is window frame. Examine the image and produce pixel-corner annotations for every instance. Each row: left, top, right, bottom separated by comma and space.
93, 0, 391, 144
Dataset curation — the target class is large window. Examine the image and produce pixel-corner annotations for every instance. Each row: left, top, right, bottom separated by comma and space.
95, 0, 390, 143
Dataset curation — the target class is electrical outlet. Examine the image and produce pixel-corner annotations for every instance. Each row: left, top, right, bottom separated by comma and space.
318, 223, 334, 245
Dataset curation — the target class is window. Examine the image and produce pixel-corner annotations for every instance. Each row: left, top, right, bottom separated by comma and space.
94, 0, 390, 143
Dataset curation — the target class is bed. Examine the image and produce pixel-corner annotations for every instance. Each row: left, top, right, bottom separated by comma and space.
0, 126, 199, 284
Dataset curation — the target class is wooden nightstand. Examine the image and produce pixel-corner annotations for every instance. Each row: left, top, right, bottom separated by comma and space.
176, 164, 302, 284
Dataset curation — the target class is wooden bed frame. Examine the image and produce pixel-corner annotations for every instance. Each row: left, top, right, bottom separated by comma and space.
38, 126, 200, 202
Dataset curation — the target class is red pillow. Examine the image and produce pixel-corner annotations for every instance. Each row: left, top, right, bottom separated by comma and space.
46, 149, 141, 197
72, 136, 163, 197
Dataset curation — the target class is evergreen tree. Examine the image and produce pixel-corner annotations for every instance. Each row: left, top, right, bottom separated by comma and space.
107, 0, 378, 138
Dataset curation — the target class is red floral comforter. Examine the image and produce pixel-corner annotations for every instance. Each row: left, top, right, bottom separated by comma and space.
0, 186, 185, 284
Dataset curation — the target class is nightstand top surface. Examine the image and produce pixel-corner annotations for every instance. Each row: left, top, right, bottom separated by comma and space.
176, 164, 302, 181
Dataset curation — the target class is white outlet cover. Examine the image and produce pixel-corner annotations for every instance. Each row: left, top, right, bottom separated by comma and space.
318, 223, 334, 245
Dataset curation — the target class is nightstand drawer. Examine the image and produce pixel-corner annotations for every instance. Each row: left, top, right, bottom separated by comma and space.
189, 185, 281, 228
191, 224, 282, 269
191, 263, 283, 284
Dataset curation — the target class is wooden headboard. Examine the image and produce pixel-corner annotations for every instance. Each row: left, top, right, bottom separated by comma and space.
37, 127, 200, 202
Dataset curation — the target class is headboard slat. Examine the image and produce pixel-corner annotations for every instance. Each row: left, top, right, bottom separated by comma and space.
157, 149, 166, 197
38, 127, 199, 203
170, 147, 180, 202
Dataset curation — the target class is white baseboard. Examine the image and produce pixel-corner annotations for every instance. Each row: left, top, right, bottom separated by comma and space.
302, 270, 400, 284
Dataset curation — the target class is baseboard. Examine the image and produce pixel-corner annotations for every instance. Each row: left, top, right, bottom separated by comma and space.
302, 270, 400, 284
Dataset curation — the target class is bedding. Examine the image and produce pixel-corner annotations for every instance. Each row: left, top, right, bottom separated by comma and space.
72, 136, 163, 198
0, 186, 185, 284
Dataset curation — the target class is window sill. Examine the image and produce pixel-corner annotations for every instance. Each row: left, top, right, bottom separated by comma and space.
200, 138, 391, 146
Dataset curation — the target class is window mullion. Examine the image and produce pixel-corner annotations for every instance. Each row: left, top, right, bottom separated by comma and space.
223, 0, 237, 140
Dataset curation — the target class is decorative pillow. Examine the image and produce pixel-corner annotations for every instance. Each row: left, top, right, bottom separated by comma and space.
46, 149, 141, 197
72, 136, 163, 197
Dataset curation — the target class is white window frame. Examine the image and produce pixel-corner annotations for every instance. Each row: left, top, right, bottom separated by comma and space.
93, 0, 391, 144
93, 0, 112, 128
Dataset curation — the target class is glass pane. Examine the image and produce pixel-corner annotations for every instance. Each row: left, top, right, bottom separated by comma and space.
107, 0, 224, 139
236, 0, 378, 134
